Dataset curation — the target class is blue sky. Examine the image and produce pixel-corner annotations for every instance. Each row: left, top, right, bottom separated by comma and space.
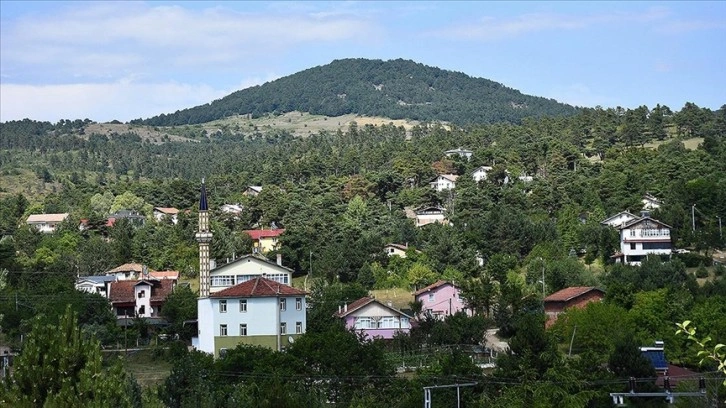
1, 1, 724, 123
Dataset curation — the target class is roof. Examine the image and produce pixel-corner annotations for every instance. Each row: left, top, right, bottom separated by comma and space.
413, 280, 458, 296
415, 206, 446, 214
432, 174, 459, 183
335, 296, 412, 319
384, 243, 412, 252
77, 275, 117, 284
199, 180, 208, 211
621, 216, 672, 230
445, 148, 473, 154
107, 263, 145, 274
154, 207, 179, 215
26, 213, 69, 223
247, 186, 263, 193
149, 270, 179, 280
600, 211, 639, 226
543, 286, 604, 303
210, 276, 306, 298
244, 229, 285, 240
109, 279, 175, 304
211, 253, 294, 273
473, 166, 493, 172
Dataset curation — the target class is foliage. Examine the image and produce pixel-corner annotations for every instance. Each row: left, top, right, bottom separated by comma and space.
0, 307, 140, 407
676, 321, 726, 385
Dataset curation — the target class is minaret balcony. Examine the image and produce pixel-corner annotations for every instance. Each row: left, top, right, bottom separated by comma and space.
195, 232, 213, 243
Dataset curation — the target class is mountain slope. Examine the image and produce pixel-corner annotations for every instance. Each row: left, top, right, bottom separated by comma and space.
138, 58, 578, 126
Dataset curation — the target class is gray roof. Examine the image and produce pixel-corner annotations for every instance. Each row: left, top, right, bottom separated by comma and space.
77, 275, 117, 284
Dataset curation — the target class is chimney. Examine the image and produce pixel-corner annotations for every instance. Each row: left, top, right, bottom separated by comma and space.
338, 305, 342, 314
277, 253, 282, 266
344, 303, 348, 313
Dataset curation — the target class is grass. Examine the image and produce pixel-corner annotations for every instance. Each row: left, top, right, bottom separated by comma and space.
106, 349, 173, 388
370, 287, 413, 310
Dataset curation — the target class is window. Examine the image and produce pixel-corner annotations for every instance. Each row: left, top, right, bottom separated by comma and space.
280, 322, 287, 335
355, 317, 376, 329
138, 290, 145, 298
138, 305, 145, 316
219, 300, 227, 313
219, 348, 228, 357
630, 229, 636, 237
296, 298, 302, 310
240, 299, 247, 312
296, 321, 302, 334
428, 293, 435, 303
379, 316, 396, 329
240, 324, 247, 336
211, 275, 235, 287
630, 243, 637, 250
642, 242, 672, 250
280, 298, 287, 311
220, 324, 227, 336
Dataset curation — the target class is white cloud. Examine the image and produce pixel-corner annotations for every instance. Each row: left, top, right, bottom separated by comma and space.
429, 7, 671, 41
0, 80, 228, 123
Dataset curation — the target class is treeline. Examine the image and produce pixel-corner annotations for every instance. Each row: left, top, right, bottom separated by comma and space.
133, 58, 578, 126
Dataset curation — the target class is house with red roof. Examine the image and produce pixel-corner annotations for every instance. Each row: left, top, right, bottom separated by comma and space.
335, 296, 411, 340
413, 280, 471, 319
543, 286, 604, 328
244, 228, 285, 253
108, 278, 175, 322
196, 276, 307, 357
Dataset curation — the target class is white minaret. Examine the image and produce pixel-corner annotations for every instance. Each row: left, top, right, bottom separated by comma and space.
195, 179, 213, 297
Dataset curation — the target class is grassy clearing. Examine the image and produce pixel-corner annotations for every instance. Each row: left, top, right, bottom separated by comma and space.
370, 287, 413, 310
106, 349, 172, 388
643, 137, 703, 150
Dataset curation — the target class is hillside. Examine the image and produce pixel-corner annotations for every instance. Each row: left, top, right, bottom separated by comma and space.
136, 58, 578, 127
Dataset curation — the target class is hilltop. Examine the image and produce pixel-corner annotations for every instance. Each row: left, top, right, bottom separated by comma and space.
136, 58, 578, 127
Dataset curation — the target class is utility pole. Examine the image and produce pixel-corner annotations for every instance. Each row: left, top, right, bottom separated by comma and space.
692, 204, 696, 232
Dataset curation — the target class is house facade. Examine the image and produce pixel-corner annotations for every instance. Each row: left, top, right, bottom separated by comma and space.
335, 297, 411, 340
642, 194, 663, 210
600, 211, 639, 228
444, 148, 473, 161
413, 280, 470, 318
196, 276, 307, 357
429, 174, 459, 191
384, 243, 414, 258
616, 216, 672, 265
414, 206, 448, 227
471, 166, 493, 183
207, 254, 292, 293
108, 278, 175, 321
543, 286, 604, 328
244, 228, 285, 253
75, 275, 117, 297
153, 207, 179, 224
26, 213, 69, 233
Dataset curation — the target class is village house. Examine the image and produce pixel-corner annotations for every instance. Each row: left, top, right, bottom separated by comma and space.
75, 275, 117, 297
196, 276, 307, 357
602, 212, 672, 265
335, 296, 411, 340
383, 243, 418, 258
543, 286, 604, 328
153, 207, 179, 224
109, 278, 176, 323
429, 174, 459, 191
193, 180, 306, 357
26, 213, 69, 233
412, 206, 448, 227
642, 193, 663, 210
413, 280, 470, 319
471, 166, 493, 183
244, 228, 285, 253
444, 147, 473, 161
244, 186, 263, 196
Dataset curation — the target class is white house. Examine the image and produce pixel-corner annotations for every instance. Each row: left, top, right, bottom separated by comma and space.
642, 194, 663, 210
75, 275, 117, 297
207, 254, 293, 294
383, 243, 419, 258
414, 206, 448, 227
471, 166, 493, 183
220, 204, 244, 215
244, 186, 263, 196
600, 211, 639, 228
613, 216, 673, 265
26, 213, 69, 233
444, 148, 473, 161
430, 174, 459, 191
196, 276, 307, 357
153, 207, 179, 224
108, 278, 176, 320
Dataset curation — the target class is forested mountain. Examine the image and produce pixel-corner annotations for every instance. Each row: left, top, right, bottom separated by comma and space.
135, 58, 578, 126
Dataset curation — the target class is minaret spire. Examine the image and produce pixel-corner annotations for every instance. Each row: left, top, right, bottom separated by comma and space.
195, 178, 212, 297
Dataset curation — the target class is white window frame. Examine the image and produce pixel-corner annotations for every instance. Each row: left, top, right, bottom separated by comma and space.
220, 324, 227, 336
219, 300, 227, 313
280, 298, 287, 311
240, 324, 247, 336
280, 322, 287, 335
296, 297, 302, 310
239, 299, 247, 312
296, 321, 302, 334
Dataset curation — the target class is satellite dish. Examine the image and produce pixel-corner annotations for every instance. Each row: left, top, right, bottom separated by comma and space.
288, 336, 295, 344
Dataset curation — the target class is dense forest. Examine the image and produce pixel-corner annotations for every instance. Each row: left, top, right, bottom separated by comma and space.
1, 99, 725, 406
133, 58, 579, 126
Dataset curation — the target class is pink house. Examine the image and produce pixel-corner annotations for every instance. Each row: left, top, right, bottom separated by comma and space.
413, 280, 470, 319
335, 297, 411, 340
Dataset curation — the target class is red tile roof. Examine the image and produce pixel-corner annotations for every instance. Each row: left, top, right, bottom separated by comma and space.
244, 229, 285, 240
543, 286, 603, 302
413, 280, 456, 296
108, 263, 145, 273
149, 270, 179, 280
108, 279, 175, 304
210, 276, 305, 298
335, 296, 411, 318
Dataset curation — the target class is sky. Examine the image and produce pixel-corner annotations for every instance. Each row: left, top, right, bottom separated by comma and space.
1, 1, 724, 123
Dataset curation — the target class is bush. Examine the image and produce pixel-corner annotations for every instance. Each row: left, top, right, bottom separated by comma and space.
675, 252, 712, 268
695, 264, 709, 278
